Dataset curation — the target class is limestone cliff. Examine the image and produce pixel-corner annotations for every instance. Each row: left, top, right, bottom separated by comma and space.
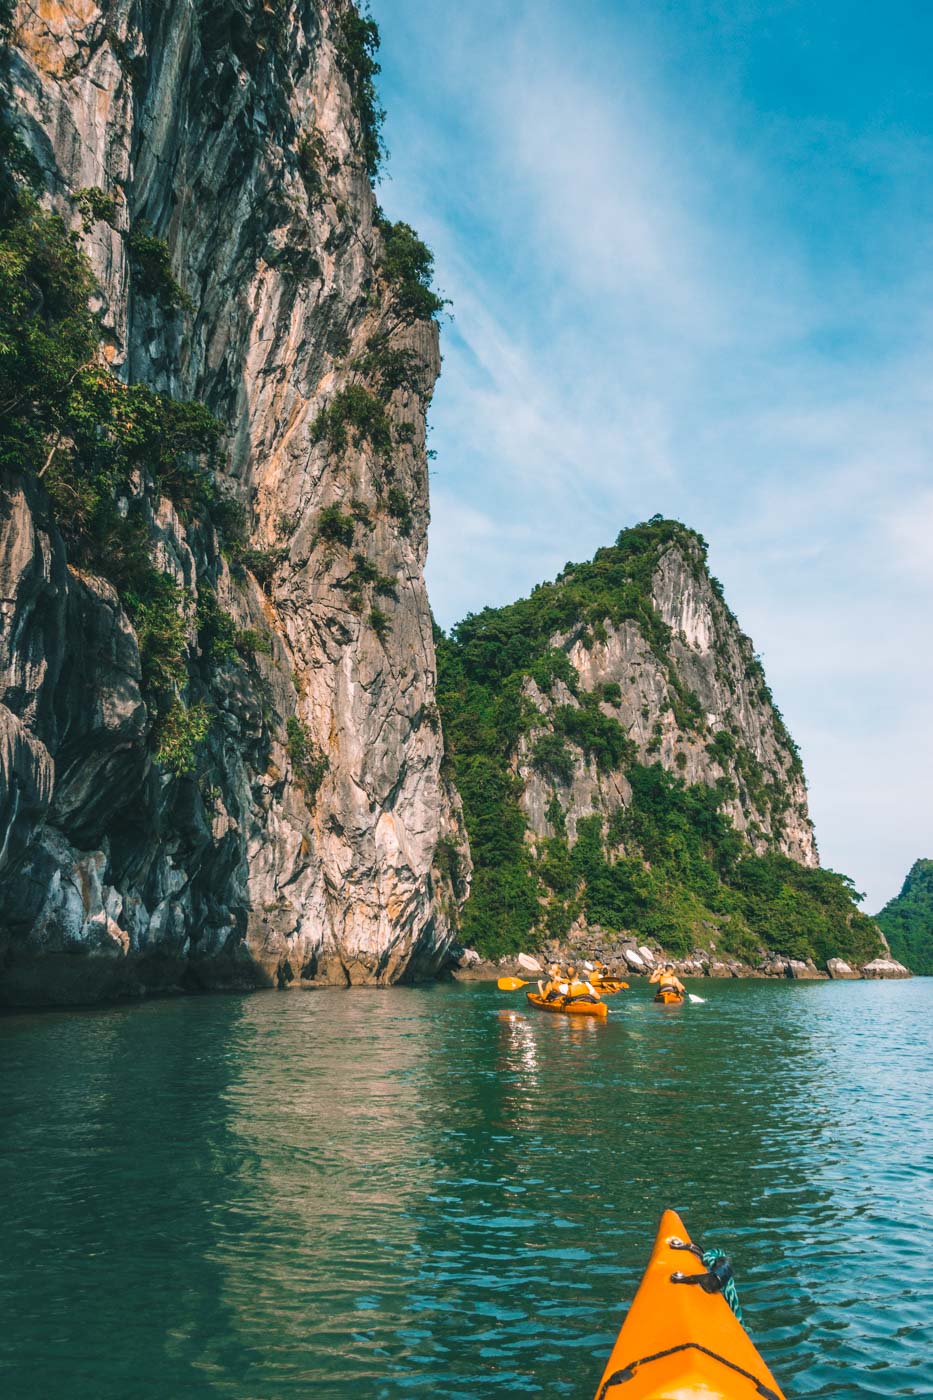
518, 536, 816, 863
0, 0, 468, 1004
437, 519, 882, 971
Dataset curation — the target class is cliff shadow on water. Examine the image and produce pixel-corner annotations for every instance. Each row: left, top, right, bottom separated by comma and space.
0, 994, 269, 1397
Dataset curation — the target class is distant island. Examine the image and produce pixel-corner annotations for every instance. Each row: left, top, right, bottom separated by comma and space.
875, 861, 933, 975
437, 518, 883, 973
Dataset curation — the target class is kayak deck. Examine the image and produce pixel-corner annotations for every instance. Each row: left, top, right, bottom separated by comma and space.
593, 1209, 786, 1399
525, 991, 608, 1018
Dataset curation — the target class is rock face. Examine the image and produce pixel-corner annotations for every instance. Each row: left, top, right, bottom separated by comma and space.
438, 519, 885, 970
0, 0, 468, 1004
861, 958, 911, 981
784, 959, 825, 980
518, 538, 816, 862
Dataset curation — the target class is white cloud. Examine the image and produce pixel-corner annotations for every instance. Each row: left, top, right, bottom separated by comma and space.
884, 488, 933, 585
375, 0, 933, 909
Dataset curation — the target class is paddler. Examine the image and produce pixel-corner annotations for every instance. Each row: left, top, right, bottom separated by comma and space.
589, 959, 628, 992
650, 963, 685, 995
564, 964, 601, 1003
537, 963, 567, 1002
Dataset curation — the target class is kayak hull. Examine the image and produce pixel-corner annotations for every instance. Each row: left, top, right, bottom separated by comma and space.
654, 988, 684, 1005
593, 1209, 786, 1400
525, 991, 608, 1019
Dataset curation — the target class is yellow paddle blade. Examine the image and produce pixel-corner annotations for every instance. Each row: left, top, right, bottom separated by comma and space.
497, 976, 530, 991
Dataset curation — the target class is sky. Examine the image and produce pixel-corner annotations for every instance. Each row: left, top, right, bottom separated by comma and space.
369, 0, 933, 912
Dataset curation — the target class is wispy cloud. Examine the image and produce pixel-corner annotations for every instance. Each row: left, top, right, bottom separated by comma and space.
374, 0, 933, 908
884, 488, 933, 585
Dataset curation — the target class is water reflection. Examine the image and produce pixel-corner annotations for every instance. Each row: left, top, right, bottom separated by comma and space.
0, 979, 929, 1397
214, 994, 425, 1391
0, 996, 265, 1398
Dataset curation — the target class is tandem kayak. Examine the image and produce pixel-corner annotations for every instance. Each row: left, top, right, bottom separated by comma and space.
593, 1209, 786, 1400
525, 991, 608, 1019
654, 987, 684, 1005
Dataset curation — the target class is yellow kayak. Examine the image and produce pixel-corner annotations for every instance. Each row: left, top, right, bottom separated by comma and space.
654, 987, 684, 1005
593, 1209, 786, 1399
525, 991, 608, 1019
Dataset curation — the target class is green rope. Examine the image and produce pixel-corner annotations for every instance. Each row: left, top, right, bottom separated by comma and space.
701, 1248, 743, 1324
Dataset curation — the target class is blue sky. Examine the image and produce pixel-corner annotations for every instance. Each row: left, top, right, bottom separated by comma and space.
370, 0, 933, 912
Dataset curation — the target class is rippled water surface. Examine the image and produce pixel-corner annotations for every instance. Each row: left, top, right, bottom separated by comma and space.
1, 978, 930, 1398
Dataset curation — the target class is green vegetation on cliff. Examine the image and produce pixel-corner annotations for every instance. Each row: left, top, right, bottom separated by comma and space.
875, 860, 933, 974
437, 520, 881, 967
0, 112, 239, 771
0, 0, 440, 771
336, 5, 385, 178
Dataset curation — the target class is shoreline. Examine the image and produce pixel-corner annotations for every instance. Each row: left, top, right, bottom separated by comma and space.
0, 943, 910, 1013
451, 942, 911, 983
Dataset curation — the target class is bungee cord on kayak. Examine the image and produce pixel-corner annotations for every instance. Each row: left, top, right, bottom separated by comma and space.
670, 1239, 744, 1323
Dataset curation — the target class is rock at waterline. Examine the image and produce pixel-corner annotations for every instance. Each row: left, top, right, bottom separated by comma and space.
861, 958, 911, 980
786, 959, 826, 980
826, 958, 859, 980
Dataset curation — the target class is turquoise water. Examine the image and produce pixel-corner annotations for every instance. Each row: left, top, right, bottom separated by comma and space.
0, 978, 930, 1398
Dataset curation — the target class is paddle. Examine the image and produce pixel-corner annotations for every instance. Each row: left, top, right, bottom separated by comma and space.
498, 978, 627, 1004
582, 959, 629, 988
498, 954, 544, 991
687, 993, 706, 1004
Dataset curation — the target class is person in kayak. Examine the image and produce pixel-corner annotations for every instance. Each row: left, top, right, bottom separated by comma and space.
588, 960, 629, 992
564, 965, 601, 1004
650, 963, 685, 994
537, 964, 568, 1002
